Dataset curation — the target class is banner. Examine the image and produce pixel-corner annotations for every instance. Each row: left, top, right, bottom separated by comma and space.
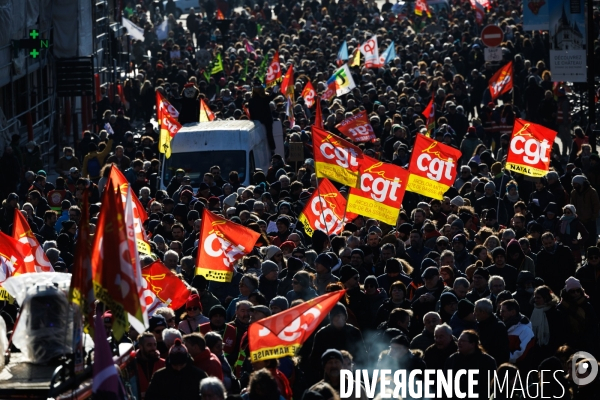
196, 209, 260, 282
335, 110, 376, 142
248, 290, 346, 362
322, 77, 336, 101
505, 118, 557, 178
280, 64, 294, 98
0, 232, 27, 283
347, 156, 410, 225
12, 210, 54, 273
156, 20, 169, 41
301, 82, 316, 108
298, 178, 357, 237
312, 126, 363, 188
523, 0, 549, 30
122, 17, 145, 41
349, 47, 360, 67
315, 95, 323, 128
407, 135, 462, 200
360, 35, 380, 69
549, 0, 586, 82
489, 62, 513, 101
156, 91, 180, 122
470, 0, 485, 25
378, 42, 396, 67
266, 51, 282, 88
159, 112, 183, 158
142, 260, 191, 315
200, 98, 215, 122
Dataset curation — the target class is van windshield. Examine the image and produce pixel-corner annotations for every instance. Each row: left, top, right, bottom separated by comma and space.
163, 151, 247, 188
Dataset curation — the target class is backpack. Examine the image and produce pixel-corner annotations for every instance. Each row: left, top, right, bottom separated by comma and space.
87, 156, 101, 178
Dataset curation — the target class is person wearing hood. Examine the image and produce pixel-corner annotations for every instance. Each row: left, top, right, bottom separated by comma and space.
505, 238, 535, 274
499, 299, 535, 369
285, 270, 318, 302
536, 232, 576, 295
557, 277, 599, 355
537, 201, 560, 233
531, 285, 565, 361
314, 253, 339, 295
459, 127, 483, 166
145, 338, 208, 400
570, 174, 600, 248
258, 261, 281, 302
474, 298, 509, 365
528, 176, 556, 219
555, 204, 588, 261
363, 275, 388, 330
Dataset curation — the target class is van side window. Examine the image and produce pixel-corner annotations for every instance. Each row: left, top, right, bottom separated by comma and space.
249, 150, 256, 174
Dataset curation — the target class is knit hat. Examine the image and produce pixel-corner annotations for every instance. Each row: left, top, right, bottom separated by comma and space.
451, 219, 464, 230
492, 247, 506, 259
385, 258, 401, 274
293, 271, 310, 288
329, 302, 348, 319
280, 241, 296, 250
572, 175, 586, 186
315, 253, 334, 270
398, 223, 413, 235
350, 248, 364, 259
209, 305, 227, 318
168, 338, 189, 363
565, 277, 582, 292
269, 296, 289, 311
262, 245, 282, 260
440, 292, 458, 307
261, 260, 279, 276
473, 267, 490, 280
390, 335, 411, 348
457, 299, 475, 319
186, 294, 202, 311
586, 246, 600, 258
506, 181, 518, 193
276, 215, 291, 227
287, 257, 304, 271
452, 233, 467, 245
148, 314, 167, 331
364, 275, 378, 288
563, 204, 576, 216
339, 265, 359, 283
153, 234, 165, 244
421, 258, 438, 272
547, 171, 559, 181
250, 305, 272, 317
421, 266, 439, 280
484, 181, 496, 191
450, 196, 464, 207
321, 349, 344, 366
223, 193, 238, 208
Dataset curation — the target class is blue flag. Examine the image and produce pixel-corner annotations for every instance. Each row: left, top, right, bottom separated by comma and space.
381, 41, 396, 66
336, 41, 348, 66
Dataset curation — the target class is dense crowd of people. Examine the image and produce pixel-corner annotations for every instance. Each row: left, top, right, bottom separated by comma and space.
1, 0, 600, 398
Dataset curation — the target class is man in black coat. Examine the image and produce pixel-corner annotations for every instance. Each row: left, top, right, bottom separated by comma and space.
576, 246, 600, 313
474, 298, 509, 365
247, 85, 275, 151
536, 232, 576, 295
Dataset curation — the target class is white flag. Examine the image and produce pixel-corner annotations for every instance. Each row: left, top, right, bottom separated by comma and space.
156, 20, 169, 41
332, 64, 356, 96
360, 35, 379, 69
122, 17, 145, 42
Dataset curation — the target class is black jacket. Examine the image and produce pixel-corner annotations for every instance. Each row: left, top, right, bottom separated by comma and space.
310, 323, 368, 369
477, 314, 509, 365
536, 243, 576, 295
145, 360, 208, 400
444, 351, 497, 399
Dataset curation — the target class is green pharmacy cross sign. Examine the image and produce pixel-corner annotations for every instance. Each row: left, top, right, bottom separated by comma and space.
12, 30, 50, 58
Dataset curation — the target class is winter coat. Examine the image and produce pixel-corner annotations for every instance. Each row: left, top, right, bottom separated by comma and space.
410, 329, 435, 352
449, 312, 477, 338
310, 323, 368, 369
424, 340, 458, 370
554, 216, 588, 252
145, 360, 208, 400
374, 298, 412, 328
364, 289, 388, 329
477, 314, 510, 365
285, 287, 318, 303
557, 295, 600, 355
258, 275, 280, 303
314, 272, 339, 295
576, 262, 600, 314
571, 184, 600, 223
535, 243, 577, 295
444, 351, 497, 399
486, 263, 519, 292
528, 189, 555, 218
411, 279, 446, 322
505, 314, 535, 363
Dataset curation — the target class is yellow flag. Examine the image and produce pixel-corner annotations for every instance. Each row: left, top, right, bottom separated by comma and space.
159, 127, 172, 158
349, 48, 361, 67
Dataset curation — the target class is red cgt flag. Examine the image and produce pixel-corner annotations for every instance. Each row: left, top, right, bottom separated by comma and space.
142, 260, 191, 315
312, 126, 363, 188
280, 64, 294, 98
505, 118, 558, 178
12, 210, 54, 273
489, 61, 513, 101
301, 82, 316, 108
266, 51, 282, 89
156, 91, 179, 123
298, 178, 357, 237
335, 110, 376, 142
423, 97, 436, 134
196, 209, 260, 282
0, 231, 28, 283
249, 290, 346, 362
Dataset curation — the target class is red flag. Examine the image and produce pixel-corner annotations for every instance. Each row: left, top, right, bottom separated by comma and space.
321, 79, 336, 101
312, 126, 363, 188
314, 95, 323, 128
298, 178, 357, 237
301, 82, 316, 108
280, 64, 294, 98
470, 0, 485, 25
335, 110, 376, 142
423, 97, 436, 134
266, 51, 282, 89
248, 290, 346, 362
91, 180, 146, 339
0, 231, 28, 283
505, 118, 558, 178
489, 61, 513, 101
142, 260, 191, 315
12, 210, 54, 273
200, 98, 216, 122
196, 209, 260, 282
415, 0, 432, 17
216, 9, 225, 19
156, 91, 180, 123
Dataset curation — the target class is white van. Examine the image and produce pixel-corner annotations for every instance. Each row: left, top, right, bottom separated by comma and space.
160, 120, 272, 190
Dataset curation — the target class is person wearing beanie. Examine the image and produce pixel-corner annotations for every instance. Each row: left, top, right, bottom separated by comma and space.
269, 296, 289, 314
337, 264, 370, 330
197, 305, 238, 362
286, 270, 318, 302
259, 260, 282, 303
571, 174, 600, 248
450, 195, 464, 210
474, 179, 507, 223
449, 299, 477, 337
411, 262, 445, 333
349, 248, 370, 283
179, 294, 210, 334
363, 275, 387, 329
314, 253, 339, 295
487, 247, 519, 292
376, 257, 412, 296
438, 292, 459, 323
270, 215, 293, 247
575, 246, 600, 312
501, 179, 522, 221
309, 303, 368, 371
378, 333, 427, 373
145, 338, 208, 399
557, 275, 598, 354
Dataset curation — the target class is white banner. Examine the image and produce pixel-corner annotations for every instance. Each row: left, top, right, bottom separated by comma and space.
122, 17, 145, 42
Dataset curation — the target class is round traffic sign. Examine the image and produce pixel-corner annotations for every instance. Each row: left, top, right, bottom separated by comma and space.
481, 25, 504, 48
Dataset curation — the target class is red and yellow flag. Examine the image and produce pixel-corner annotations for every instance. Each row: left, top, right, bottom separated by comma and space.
266, 51, 282, 89
12, 210, 54, 273
91, 180, 146, 340
156, 91, 179, 123
505, 118, 557, 178
298, 178, 357, 237
142, 260, 191, 315
200, 98, 215, 122
280, 64, 294, 98
0, 231, 27, 283
249, 290, 346, 362
301, 82, 316, 108
347, 156, 410, 225
335, 110, 376, 142
489, 61, 513, 101
423, 97, 436, 135
407, 135, 462, 200
415, 0, 432, 17
196, 209, 260, 282
216, 9, 225, 19
312, 127, 363, 188
159, 111, 183, 159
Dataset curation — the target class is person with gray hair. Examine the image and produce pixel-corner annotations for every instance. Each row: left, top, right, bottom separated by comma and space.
162, 328, 182, 349
424, 323, 457, 370
225, 274, 258, 321
45, 247, 61, 266
410, 311, 442, 351
42, 240, 57, 252
163, 249, 180, 271
200, 377, 226, 400
474, 298, 509, 365
180, 255, 195, 283
140, 255, 155, 267
155, 307, 176, 328
452, 277, 470, 299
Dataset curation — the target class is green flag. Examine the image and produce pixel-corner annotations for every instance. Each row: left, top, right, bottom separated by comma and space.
211, 53, 223, 75
256, 56, 268, 83
240, 59, 249, 81
257, 24, 262, 36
